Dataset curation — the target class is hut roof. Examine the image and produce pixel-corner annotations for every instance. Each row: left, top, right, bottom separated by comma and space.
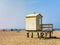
26, 13, 42, 17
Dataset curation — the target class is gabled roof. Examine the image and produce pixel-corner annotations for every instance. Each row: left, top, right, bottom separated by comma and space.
26, 13, 43, 18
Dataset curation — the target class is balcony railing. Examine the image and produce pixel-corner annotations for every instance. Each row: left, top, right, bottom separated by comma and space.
40, 24, 53, 30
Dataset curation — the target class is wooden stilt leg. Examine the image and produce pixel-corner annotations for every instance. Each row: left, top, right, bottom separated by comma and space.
27, 32, 29, 38
40, 32, 44, 39
49, 32, 51, 38
37, 32, 39, 38
44, 32, 47, 39
31, 32, 33, 38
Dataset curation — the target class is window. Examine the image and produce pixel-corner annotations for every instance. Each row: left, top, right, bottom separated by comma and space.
38, 18, 41, 24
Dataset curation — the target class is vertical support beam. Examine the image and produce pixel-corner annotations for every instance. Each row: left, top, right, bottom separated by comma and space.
37, 32, 39, 38
49, 32, 51, 38
27, 32, 29, 38
40, 32, 44, 38
50, 24, 53, 34
31, 32, 33, 38
44, 32, 47, 39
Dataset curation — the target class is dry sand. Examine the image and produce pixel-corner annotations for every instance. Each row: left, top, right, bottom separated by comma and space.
0, 30, 60, 45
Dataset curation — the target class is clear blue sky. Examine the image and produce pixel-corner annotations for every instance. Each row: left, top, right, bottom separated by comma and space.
0, 0, 60, 29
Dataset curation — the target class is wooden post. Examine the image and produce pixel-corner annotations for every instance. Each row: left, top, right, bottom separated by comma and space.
44, 32, 47, 39
49, 32, 51, 38
40, 32, 44, 38
37, 32, 39, 38
31, 32, 33, 38
27, 32, 29, 38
